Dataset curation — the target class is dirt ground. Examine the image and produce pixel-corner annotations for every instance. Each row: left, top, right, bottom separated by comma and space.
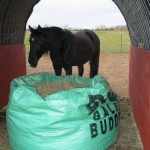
26, 53, 129, 98
0, 53, 143, 149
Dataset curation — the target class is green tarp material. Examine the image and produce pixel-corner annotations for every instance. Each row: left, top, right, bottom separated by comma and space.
7, 72, 120, 150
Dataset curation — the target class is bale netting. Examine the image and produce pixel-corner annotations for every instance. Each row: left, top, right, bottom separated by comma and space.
6, 72, 120, 150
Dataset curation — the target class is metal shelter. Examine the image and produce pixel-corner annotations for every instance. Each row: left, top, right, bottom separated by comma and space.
0, 0, 150, 149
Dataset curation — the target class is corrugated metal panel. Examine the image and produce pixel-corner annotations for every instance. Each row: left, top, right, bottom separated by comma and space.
0, 0, 40, 45
113, 0, 150, 50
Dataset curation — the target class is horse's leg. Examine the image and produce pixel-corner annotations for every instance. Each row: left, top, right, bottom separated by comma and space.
78, 65, 84, 76
64, 65, 72, 75
53, 64, 62, 76
89, 55, 99, 78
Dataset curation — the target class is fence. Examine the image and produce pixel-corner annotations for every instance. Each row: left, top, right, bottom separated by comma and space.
96, 30, 130, 53
25, 30, 131, 53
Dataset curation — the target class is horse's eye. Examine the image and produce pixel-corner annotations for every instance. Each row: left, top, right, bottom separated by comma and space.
31, 38, 35, 42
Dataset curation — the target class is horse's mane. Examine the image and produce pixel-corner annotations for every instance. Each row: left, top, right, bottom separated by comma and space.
41, 27, 74, 38
42, 26, 62, 31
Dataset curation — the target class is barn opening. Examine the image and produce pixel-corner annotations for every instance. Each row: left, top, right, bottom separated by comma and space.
25, 0, 130, 99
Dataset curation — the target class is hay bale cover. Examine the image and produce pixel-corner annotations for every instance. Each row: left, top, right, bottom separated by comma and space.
7, 72, 120, 150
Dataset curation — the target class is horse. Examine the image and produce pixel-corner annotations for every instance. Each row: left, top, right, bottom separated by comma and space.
28, 25, 100, 78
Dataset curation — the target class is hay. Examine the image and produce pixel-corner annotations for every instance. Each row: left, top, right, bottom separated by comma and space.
36, 82, 88, 96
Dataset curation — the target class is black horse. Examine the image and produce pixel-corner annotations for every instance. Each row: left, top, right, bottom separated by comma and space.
28, 25, 100, 78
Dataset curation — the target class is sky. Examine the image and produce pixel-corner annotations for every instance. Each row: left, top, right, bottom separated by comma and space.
27, 0, 126, 29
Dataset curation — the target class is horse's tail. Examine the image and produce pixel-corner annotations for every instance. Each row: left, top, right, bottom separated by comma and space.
86, 31, 100, 78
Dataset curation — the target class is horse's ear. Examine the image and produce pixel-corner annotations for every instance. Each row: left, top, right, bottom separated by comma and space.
29, 25, 35, 32
37, 25, 42, 32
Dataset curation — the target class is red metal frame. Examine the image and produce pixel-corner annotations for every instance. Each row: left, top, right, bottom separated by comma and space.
129, 46, 150, 150
0, 44, 26, 108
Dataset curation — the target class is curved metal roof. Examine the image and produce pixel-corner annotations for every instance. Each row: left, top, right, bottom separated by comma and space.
0, 0, 149, 50
113, 0, 150, 50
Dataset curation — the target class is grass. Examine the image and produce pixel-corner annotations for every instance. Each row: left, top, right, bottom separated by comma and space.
25, 31, 30, 52
24, 29, 131, 53
95, 30, 130, 53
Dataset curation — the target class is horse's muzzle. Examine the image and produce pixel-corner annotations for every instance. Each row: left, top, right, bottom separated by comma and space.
28, 63, 37, 68
28, 57, 38, 68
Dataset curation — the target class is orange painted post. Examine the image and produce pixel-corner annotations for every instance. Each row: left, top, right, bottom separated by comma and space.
0, 44, 26, 108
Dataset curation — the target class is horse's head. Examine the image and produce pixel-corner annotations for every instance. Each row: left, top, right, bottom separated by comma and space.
28, 25, 46, 68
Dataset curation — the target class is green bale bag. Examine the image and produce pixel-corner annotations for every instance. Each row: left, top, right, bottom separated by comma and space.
7, 72, 120, 150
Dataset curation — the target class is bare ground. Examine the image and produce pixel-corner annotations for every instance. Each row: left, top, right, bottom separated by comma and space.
27, 53, 129, 98
0, 53, 143, 149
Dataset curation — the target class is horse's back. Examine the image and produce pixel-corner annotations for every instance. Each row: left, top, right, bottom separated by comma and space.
68, 30, 100, 65
76, 29, 99, 41
75, 29, 100, 55
75, 30, 100, 49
